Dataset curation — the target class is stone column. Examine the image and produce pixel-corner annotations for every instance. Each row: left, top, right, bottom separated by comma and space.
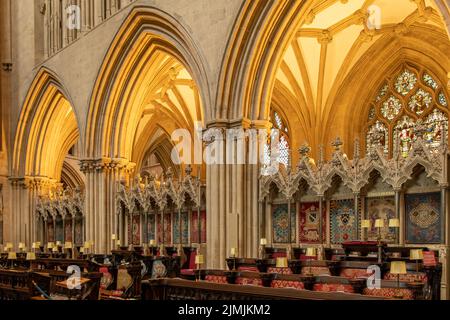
441, 184, 449, 300
81, 158, 135, 253
8, 177, 58, 249
205, 120, 268, 269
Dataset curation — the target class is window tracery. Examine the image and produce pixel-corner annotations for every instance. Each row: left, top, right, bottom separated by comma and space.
264, 110, 291, 168
365, 64, 449, 157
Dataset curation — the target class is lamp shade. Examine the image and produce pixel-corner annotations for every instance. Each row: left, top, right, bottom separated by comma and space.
230, 248, 237, 257
47, 242, 54, 249
64, 242, 73, 249
149, 240, 156, 246
375, 219, 385, 228
260, 238, 268, 246
361, 220, 371, 229
26, 252, 36, 261
8, 252, 17, 260
6, 242, 13, 249
111, 234, 117, 240
52, 246, 59, 253
195, 255, 205, 265
389, 219, 400, 228
276, 257, 289, 268
84, 241, 91, 249
305, 248, 317, 257
80, 247, 85, 254
31, 242, 38, 249
18, 242, 25, 249
36, 242, 41, 246
410, 249, 424, 261
390, 261, 407, 275
56, 241, 62, 247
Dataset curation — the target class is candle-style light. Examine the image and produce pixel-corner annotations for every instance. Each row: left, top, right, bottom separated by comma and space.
305, 247, 317, 276
390, 261, 407, 299
410, 249, 424, 280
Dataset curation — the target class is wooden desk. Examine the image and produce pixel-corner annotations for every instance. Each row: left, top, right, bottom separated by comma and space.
142, 278, 387, 300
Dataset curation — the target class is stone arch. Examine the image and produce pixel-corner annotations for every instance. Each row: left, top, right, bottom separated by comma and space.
218, 0, 450, 150
85, 6, 211, 161
12, 67, 81, 182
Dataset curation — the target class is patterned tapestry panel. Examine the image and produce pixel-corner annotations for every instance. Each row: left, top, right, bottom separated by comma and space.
366, 197, 396, 243
157, 214, 172, 244
74, 217, 83, 245
299, 202, 326, 244
173, 212, 189, 244
330, 199, 358, 244
406, 193, 442, 244
272, 204, 296, 244
55, 216, 64, 242
147, 214, 156, 242
131, 214, 141, 245
191, 211, 207, 243
47, 221, 55, 242
65, 219, 73, 242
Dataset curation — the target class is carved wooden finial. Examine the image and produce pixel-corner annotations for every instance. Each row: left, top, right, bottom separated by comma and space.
332, 137, 343, 151
299, 143, 311, 158
185, 164, 193, 176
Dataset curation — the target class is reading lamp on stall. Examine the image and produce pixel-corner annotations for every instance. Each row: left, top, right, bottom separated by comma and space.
375, 219, 385, 241
390, 261, 407, 299
361, 220, 371, 241
410, 249, 424, 280
305, 248, 317, 276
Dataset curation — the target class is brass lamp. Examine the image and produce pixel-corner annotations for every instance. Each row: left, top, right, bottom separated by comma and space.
361, 220, 371, 241
47, 242, 54, 253
410, 249, 424, 276
26, 251, 36, 270
275, 257, 288, 269
195, 254, 205, 281
390, 261, 407, 299
375, 219, 385, 241
305, 248, 317, 276
18, 242, 25, 253
7, 251, 17, 269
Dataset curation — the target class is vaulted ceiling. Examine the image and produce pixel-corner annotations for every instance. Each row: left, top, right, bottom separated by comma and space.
273, 0, 448, 156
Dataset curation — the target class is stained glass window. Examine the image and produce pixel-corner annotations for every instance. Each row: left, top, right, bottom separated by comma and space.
368, 106, 376, 121
365, 65, 449, 158
375, 84, 388, 102
395, 69, 417, 96
381, 96, 402, 121
424, 109, 448, 148
438, 92, 448, 107
408, 89, 432, 115
264, 109, 290, 169
423, 73, 438, 90
366, 121, 389, 154
394, 116, 415, 158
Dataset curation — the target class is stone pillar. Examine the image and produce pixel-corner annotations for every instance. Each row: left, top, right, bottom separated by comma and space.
7, 177, 59, 249
81, 158, 135, 253
205, 121, 267, 269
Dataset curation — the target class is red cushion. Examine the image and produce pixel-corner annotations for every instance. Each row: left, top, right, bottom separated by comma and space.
313, 283, 354, 293
272, 252, 287, 258
238, 266, 259, 272
271, 280, 304, 290
180, 269, 195, 276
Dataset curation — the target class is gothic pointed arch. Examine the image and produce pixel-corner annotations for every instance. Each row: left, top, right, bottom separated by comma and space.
219, 0, 450, 159
85, 6, 211, 162
12, 67, 81, 182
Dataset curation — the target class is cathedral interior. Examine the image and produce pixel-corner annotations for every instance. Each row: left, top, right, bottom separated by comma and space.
1, 0, 450, 302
